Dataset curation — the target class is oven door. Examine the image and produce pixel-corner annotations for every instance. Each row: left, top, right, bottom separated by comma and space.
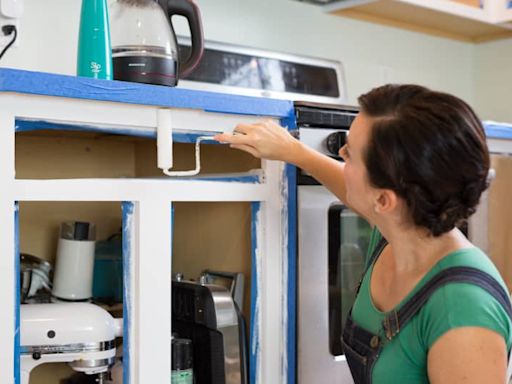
298, 185, 372, 384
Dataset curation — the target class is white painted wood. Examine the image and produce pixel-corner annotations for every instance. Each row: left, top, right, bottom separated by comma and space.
133, 200, 172, 383
3, 90, 290, 384
485, 0, 512, 24
13, 179, 269, 202
258, 159, 287, 384
325, 0, 509, 24
0, 110, 16, 384
124, 202, 138, 384
1, 94, 267, 136
487, 137, 512, 154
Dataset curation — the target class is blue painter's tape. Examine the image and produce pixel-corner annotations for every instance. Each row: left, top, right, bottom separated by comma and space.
484, 121, 512, 140
15, 119, 224, 144
15, 119, 156, 138
250, 202, 260, 384
184, 174, 260, 183
285, 164, 297, 384
122, 202, 134, 384
14, 202, 20, 384
0, 68, 294, 119
280, 114, 298, 384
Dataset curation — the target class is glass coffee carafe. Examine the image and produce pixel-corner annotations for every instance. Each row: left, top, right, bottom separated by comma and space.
110, 0, 204, 86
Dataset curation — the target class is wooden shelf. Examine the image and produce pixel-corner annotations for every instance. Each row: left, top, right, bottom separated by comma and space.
325, 0, 512, 43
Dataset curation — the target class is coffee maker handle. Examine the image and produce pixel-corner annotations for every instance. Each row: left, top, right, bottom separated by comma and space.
161, 0, 204, 78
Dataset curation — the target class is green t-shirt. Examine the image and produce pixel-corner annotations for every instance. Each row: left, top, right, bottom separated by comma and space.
351, 228, 512, 383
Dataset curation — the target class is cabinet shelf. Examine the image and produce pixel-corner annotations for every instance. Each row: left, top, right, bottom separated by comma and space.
325, 0, 512, 42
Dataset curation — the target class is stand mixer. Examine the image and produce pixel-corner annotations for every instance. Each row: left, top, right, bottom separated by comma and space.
20, 303, 123, 384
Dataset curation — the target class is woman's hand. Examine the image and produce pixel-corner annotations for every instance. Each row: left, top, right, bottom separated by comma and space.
216, 120, 351, 207
214, 120, 302, 163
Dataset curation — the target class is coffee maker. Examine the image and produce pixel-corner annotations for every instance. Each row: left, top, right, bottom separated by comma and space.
172, 275, 248, 384
20, 303, 123, 384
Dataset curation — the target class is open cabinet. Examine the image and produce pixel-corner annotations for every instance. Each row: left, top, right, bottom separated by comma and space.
0, 69, 297, 384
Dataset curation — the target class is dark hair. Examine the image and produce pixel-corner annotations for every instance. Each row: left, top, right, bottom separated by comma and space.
358, 84, 490, 236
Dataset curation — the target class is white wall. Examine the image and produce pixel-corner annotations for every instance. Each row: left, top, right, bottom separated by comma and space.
474, 38, 512, 122
0, 0, 477, 107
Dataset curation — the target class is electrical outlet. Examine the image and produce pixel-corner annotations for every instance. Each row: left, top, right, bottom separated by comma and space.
0, 16, 19, 49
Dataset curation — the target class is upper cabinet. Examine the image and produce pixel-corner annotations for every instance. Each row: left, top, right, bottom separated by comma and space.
321, 0, 512, 42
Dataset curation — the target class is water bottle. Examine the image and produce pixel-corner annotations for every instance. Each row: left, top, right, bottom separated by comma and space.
77, 0, 113, 80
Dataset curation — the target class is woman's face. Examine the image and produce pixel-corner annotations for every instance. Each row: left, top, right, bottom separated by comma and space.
339, 113, 376, 217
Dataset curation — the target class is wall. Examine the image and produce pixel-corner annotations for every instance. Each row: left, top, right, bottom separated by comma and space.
0, 0, 475, 107
474, 38, 512, 122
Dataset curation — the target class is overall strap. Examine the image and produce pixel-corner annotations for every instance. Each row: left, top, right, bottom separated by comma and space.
382, 266, 512, 341
364, 236, 388, 274
355, 236, 388, 295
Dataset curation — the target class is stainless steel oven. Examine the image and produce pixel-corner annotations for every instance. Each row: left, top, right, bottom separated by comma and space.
175, 38, 361, 382
295, 102, 371, 384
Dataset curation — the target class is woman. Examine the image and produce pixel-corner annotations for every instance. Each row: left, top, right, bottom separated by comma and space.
215, 84, 512, 383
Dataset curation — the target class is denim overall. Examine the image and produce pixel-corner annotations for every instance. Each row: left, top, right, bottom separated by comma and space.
341, 238, 512, 384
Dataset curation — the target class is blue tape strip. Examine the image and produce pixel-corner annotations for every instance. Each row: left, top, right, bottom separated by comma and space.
285, 164, 297, 384
14, 202, 20, 384
122, 202, 134, 384
15, 119, 222, 144
0, 68, 294, 119
250, 202, 261, 384
484, 122, 512, 140
185, 175, 260, 183
16, 119, 156, 138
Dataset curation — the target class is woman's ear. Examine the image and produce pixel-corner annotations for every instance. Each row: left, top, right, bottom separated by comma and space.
374, 189, 398, 214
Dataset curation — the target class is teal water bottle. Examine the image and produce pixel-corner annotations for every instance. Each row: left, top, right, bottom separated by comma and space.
77, 0, 112, 80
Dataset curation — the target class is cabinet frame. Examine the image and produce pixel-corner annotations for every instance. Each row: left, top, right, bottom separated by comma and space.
0, 69, 297, 384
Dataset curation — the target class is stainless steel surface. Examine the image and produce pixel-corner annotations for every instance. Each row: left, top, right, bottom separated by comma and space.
299, 127, 349, 157
177, 36, 347, 105
298, 185, 354, 384
69, 357, 116, 370
207, 284, 242, 383
202, 270, 245, 310
20, 340, 116, 355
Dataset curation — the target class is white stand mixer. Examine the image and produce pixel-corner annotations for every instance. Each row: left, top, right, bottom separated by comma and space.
20, 303, 123, 384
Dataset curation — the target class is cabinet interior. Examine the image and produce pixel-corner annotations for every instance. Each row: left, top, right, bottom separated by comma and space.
15, 130, 261, 179
17, 130, 257, 383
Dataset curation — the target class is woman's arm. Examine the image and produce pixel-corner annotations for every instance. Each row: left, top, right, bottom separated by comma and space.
427, 327, 508, 383
214, 120, 349, 205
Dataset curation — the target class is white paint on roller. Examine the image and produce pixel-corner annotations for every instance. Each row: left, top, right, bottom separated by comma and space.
157, 109, 173, 170
163, 136, 216, 177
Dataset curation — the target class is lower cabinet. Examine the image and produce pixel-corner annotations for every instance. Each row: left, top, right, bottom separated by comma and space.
1, 101, 294, 384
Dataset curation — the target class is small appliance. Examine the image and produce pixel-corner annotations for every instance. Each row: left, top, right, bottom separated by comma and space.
20, 302, 123, 384
52, 221, 96, 301
110, 0, 204, 86
172, 275, 247, 384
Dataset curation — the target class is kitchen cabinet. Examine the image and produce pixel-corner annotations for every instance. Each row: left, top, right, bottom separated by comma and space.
324, 0, 512, 42
480, 121, 512, 292
0, 69, 297, 384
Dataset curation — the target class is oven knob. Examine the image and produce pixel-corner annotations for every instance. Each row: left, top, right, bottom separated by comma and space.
326, 131, 347, 156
